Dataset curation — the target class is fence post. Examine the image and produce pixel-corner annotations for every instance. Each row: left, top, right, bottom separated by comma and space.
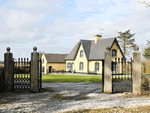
30, 47, 39, 92
104, 46, 112, 93
133, 46, 141, 95
4, 47, 14, 91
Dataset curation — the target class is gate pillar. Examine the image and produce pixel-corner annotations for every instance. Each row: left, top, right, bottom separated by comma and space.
104, 47, 112, 93
4, 47, 14, 91
30, 47, 39, 92
133, 46, 141, 95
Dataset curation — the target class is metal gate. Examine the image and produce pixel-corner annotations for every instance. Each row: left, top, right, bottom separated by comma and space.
0, 67, 5, 92
13, 58, 42, 91
39, 59, 42, 92
112, 58, 133, 93
102, 59, 104, 92
13, 58, 31, 90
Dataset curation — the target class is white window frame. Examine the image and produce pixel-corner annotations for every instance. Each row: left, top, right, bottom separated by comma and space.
112, 49, 117, 57
95, 62, 99, 72
80, 62, 83, 71
67, 62, 71, 69
42, 66, 45, 73
80, 50, 83, 57
113, 62, 118, 72
43, 58, 44, 63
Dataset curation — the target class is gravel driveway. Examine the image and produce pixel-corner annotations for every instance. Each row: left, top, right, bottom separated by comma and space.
0, 82, 150, 113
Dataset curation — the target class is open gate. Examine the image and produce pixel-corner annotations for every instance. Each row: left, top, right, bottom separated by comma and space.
112, 58, 133, 93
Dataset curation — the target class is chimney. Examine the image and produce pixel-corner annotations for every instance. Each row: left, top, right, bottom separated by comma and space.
95, 35, 102, 44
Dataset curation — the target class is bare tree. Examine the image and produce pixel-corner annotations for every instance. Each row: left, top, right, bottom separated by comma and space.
138, 1, 150, 7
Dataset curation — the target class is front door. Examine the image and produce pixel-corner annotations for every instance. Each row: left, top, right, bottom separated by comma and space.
49, 66, 52, 73
72, 63, 74, 73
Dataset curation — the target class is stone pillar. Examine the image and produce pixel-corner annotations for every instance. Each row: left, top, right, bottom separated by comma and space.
104, 46, 112, 93
133, 46, 141, 95
30, 47, 39, 92
4, 47, 14, 91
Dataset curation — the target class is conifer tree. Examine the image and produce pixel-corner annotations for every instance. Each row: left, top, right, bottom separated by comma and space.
116, 29, 136, 58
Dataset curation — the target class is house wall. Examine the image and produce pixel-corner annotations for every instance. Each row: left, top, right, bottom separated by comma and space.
88, 60, 103, 75
111, 41, 123, 74
66, 43, 88, 74
47, 63, 66, 73
41, 54, 47, 74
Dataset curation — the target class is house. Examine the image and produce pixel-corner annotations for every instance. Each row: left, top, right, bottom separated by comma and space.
41, 53, 68, 74
65, 35, 125, 75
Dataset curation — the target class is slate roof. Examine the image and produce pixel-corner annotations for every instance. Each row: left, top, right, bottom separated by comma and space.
44, 54, 68, 63
65, 37, 124, 60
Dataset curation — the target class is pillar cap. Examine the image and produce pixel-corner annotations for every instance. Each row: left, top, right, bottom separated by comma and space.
33, 47, 37, 52
6, 47, 11, 53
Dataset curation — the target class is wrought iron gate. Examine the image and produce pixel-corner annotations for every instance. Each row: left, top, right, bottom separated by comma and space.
39, 59, 42, 92
112, 58, 133, 93
0, 67, 5, 92
13, 58, 31, 90
102, 59, 104, 92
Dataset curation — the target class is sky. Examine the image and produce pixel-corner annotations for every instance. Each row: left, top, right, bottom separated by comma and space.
0, 0, 150, 61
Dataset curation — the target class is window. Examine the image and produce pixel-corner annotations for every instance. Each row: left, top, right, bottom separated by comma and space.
42, 66, 45, 73
112, 49, 117, 57
112, 62, 118, 72
67, 62, 71, 69
43, 58, 44, 63
80, 50, 83, 57
79, 62, 83, 70
95, 62, 99, 71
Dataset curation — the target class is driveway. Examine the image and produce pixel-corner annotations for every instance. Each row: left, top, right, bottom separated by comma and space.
0, 82, 150, 113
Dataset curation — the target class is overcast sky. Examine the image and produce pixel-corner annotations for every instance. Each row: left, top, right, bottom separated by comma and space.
0, 0, 150, 61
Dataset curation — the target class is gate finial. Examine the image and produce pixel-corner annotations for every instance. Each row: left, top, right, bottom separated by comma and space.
33, 47, 37, 52
6, 47, 11, 53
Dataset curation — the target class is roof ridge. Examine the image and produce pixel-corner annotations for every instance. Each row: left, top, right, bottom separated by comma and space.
45, 53, 68, 55
80, 37, 115, 41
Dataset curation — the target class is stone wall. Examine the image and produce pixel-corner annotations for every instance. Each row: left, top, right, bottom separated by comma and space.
141, 75, 150, 95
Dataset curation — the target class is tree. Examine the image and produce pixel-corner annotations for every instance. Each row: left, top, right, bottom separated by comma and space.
138, 1, 150, 7
143, 39, 150, 59
116, 29, 136, 58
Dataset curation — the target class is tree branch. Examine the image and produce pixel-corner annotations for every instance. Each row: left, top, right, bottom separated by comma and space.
138, 1, 150, 7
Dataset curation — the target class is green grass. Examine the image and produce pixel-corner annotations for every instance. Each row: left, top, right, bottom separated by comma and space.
42, 75, 102, 83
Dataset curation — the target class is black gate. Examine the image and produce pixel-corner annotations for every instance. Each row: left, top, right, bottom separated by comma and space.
102, 59, 104, 92
39, 59, 42, 92
0, 67, 5, 92
112, 58, 133, 93
13, 58, 31, 90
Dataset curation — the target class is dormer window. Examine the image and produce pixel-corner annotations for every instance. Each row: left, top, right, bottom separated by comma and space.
80, 50, 83, 57
43, 58, 44, 63
112, 49, 117, 57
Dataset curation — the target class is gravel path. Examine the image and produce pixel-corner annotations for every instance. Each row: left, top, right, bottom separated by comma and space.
0, 83, 150, 113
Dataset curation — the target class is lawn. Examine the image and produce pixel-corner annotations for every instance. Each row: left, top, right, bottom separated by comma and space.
42, 75, 102, 83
